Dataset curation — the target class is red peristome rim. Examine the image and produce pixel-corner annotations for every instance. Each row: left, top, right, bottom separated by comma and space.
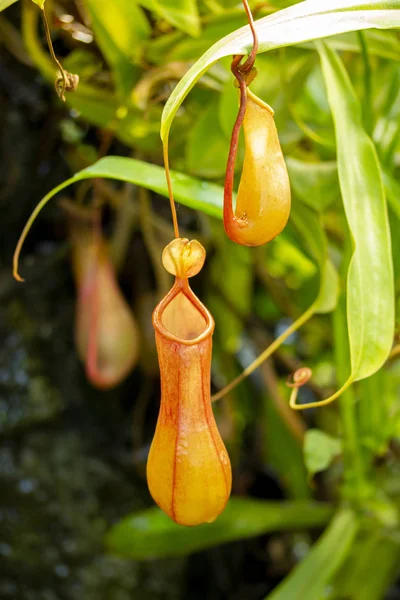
152, 278, 214, 346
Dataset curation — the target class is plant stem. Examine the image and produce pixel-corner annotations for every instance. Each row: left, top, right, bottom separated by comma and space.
333, 294, 367, 507
41, 6, 67, 99
212, 303, 315, 402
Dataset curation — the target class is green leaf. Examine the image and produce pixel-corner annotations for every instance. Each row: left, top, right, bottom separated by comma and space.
31, 0, 45, 7
0, 0, 18, 11
83, 0, 150, 98
304, 429, 342, 478
14, 156, 224, 279
289, 201, 339, 315
318, 42, 394, 382
161, 0, 400, 141
266, 509, 359, 600
14, 156, 338, 326
105, 498, 333, 559
186, 98, 229, 178
286, 158, 339, 212
48, 156, 224, 213
139, 0, 200, 38
332, 531, 400, 600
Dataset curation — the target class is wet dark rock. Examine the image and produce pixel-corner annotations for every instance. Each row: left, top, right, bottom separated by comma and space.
0, 431, 184, 600
0, 267, 183, 600
0, 301, 63, 436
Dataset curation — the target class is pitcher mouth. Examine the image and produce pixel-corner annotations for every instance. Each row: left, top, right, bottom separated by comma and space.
153, 278, 214, 346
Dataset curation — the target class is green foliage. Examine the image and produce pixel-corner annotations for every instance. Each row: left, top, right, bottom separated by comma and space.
333, 531, 400, 599
25, 156, 225, 218
207, 233, 252, 353
83, 0, 150, 99
186, 98, 229, 177
304, 429, 342, 479
286, 158, 339, 212
318, 41, 394, 382
106, 498, 333, 559
161, 0, 400, 140
267, 509, 359, 600
139, 0, 201, 37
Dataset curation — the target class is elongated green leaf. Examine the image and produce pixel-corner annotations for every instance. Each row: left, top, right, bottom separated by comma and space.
13, 157, 222, 279
0, 0, 18, 10
105, 498, 333, 560
31, 0, 45, 7
83, 0, 149, 98
16, 155, 321, 226
15, 156, 339, 331
161, 0, 400, 140
59, 156, 224, 216
333, 531, 400, 600
318, 42, 394, 381
266, 509, 359, 600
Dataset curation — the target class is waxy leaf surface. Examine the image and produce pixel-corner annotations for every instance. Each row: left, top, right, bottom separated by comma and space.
318, 42, 394, 381
106, 498, 333, 559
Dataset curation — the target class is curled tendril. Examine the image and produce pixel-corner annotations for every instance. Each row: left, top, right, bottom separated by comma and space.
41, 6, 79, 102
55, 71, 79, 102
287, 367, 313, 388
287, 367, 313, 410
288, 366, 353, 411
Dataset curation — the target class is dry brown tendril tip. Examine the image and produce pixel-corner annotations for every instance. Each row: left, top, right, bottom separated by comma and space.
286, 367, 313, 389
55, 72, 79, 102
41, 6, 79, 102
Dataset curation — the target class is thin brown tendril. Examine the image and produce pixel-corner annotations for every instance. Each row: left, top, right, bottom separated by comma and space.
223, 0, 259, 230
240, 0, 259, 74
41, 6, 78, 101
223, 59, 247, 230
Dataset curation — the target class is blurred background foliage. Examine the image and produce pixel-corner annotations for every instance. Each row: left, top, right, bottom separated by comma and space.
1, 0, 400, 598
